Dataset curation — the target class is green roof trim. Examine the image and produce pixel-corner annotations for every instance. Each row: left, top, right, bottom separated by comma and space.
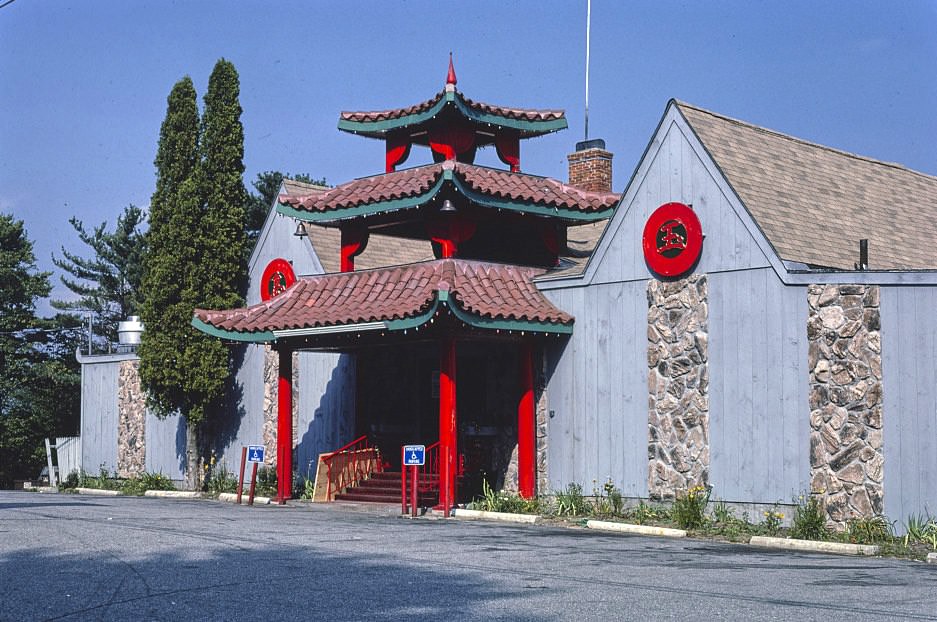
338, 91, 568, 137
448, 172, 614, 222
191, 317, 275, 343
276, 173, 447, 223
444, 292, 574, 335
277, 168, 612, 224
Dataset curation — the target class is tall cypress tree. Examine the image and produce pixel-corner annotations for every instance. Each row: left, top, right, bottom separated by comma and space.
139, 62, 249, 489
200, 58, 248, 302
138, 76, 216, 489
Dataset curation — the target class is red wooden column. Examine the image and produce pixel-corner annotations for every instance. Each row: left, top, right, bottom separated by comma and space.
439, 337, 457, 514
276, 346, 293, 503
518, 343, 536, 499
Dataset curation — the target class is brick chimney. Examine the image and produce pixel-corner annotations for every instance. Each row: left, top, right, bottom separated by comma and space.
567, 138, 613, 192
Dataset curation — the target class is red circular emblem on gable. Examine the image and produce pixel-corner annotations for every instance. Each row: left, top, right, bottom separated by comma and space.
260, 258, 296, 301
642, 202, 703, 278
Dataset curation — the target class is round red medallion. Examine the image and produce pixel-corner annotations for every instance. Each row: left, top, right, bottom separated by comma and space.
260, 258, 296, 301
642, 202, 703, 277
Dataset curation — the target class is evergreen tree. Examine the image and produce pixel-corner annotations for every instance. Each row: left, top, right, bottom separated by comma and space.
51, 204, 147, 345
200, 58, 248, 301
139, 61, 250, 489
245, 171, 327, 242
0, 214, 80, 487
138, 76, 211, 489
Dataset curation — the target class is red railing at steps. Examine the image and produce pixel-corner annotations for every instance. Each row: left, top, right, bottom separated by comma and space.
322, 435, 382, 502
400, 442, 465, 514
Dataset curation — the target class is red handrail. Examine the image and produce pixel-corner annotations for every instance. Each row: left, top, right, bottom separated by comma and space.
322, 435, 382, 501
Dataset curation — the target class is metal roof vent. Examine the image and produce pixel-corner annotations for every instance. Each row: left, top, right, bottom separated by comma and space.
117, 316, 144, 346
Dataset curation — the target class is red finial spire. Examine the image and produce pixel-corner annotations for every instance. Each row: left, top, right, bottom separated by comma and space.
446, 52, 457, 86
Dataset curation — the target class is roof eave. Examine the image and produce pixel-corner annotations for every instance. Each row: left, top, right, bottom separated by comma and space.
278, 168, 614, 224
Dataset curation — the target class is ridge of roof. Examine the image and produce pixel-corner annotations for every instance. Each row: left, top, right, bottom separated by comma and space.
674, 100, 937, 183
340, 88, 566, 124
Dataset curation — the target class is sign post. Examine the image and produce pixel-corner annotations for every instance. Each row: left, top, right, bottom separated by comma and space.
403, 445, 425, 517
246, 445, 265, 506
237, 446, 247, 504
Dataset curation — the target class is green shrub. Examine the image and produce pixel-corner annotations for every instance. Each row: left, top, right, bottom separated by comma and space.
844, 515, 893, 544
553, 482, 589, 517
60, 470, 80, 490
203, 465, 237, 495
256, 466, 277, 497
471, 479, 540, 514
791, 493, 828, 540
673, 485, 710, 529
762, 508, 784, 536
626, 500, 670, 525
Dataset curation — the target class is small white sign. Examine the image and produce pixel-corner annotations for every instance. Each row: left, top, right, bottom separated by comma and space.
247, 445, 265, 463
403, 444, 425, 466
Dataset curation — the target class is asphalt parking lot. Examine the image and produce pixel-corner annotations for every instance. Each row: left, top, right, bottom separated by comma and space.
2, 491, 936, 621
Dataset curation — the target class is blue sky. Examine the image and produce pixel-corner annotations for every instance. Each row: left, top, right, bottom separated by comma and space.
2, 1, 936, 312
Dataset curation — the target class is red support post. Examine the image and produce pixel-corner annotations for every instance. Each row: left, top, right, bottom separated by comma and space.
248, 462, 258, 506
401, 446, 408, 515
277, 347, 293, 503
237, 446, 247, 505
439, 337, 457, 516
518, 343, 536, 499
411, 465, 418, 517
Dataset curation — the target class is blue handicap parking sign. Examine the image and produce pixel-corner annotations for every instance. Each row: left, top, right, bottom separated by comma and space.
403, 444, 425, 466
247, 445, 265, 463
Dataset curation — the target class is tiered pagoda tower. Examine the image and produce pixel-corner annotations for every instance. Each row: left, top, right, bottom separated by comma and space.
194, 59, 619, 510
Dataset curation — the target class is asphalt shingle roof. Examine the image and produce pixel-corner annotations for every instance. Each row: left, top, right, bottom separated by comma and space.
678, 101, 937, 270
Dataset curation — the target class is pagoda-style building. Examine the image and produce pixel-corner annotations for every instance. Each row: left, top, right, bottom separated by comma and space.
194, 59, 618, 510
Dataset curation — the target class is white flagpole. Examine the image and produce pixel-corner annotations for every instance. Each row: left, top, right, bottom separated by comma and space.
585, 0, 591, 142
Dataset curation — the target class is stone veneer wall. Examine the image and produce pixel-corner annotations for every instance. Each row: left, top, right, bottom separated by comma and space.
117, 359, 146, 478
647, 276, 710, 499
807, 284, 883, 526
262, 346, 300, 467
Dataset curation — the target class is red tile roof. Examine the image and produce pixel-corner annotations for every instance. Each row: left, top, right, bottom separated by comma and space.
279, 161, 619, 216
194, 259, 573, 335
340, 89, 565, 124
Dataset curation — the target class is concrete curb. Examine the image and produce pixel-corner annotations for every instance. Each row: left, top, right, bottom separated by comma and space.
749, 535, 880, 556
35, 486, 58, 493
75, 487, 122, 496
586, 520, 687, 538
453, 508, 539, 524
217, 492, 272, 505
143, 490, 202, 499
927, 553, 937, 564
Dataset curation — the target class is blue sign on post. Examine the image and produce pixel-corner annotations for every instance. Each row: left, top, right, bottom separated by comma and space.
247, 445, 265, 463
403, 444, 425, 466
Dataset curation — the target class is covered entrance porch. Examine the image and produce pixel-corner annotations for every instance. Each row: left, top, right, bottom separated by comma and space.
194, 258, 573, 512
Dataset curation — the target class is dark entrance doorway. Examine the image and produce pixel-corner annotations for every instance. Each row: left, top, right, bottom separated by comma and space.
354, 341, 520, 503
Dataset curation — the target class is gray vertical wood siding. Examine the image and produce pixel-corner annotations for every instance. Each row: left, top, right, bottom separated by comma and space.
295, 352, 356, 479
80, 359, 119, 473
144, 412, 186, 480
708, 269, 810, 503
543, 281, 649, 496
587, 120, 770, 287
881, 287, 937, 525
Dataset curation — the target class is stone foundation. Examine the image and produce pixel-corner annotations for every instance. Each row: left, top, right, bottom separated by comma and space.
647, 275, 709, 499
263, 346, 299, 468
117, 359, 146, 478
807, 284, 883, 527
536, 353, 549, 496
